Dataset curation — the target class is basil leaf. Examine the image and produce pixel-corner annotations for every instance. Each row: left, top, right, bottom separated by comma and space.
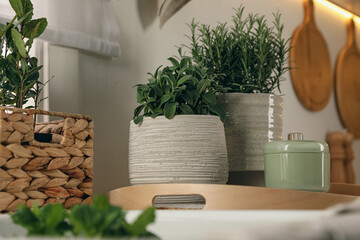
134, 115, 143, 124
160, 94, 172, 107
134, 104, 145, 118
164, 102, 177, 119
208, 104, 226, 121
177, 75, 193, 86
180, 104, 194, 114
202, 92, 217, 105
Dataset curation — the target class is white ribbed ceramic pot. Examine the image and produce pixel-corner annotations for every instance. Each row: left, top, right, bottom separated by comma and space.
218, 93, 283, 171
128, 115, 229, 185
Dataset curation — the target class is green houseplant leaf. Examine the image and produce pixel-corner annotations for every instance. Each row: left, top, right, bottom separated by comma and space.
164, 101, 177, 119
179, 104, 194, 114
9, 0, 24, 20
10, 28, 26, 58
134, 115, 143, 124
202, 92, 217, 106
10, 0, 33, 23
23, 18, 48, 39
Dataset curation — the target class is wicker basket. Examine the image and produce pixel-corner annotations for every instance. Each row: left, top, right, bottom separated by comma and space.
0, 107, 93, 212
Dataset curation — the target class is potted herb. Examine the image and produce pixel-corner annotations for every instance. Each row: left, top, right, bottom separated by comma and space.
130, 49, 228, 185
0, 0, 94, 213
185, 7, 290, 185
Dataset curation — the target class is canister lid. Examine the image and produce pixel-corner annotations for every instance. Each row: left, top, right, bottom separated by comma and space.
264, 132, 329, 154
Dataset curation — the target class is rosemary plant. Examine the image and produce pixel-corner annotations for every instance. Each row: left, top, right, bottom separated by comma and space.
185, 6, 290, 93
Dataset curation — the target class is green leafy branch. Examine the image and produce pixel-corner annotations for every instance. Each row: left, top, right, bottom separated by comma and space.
0, 0, 48, 108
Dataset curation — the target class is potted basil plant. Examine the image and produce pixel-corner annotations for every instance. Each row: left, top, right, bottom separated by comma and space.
130, 49, 228, 185
185, 7, 290, 185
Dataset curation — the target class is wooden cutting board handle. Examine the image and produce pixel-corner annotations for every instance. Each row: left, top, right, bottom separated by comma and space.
304, 0, 315, 25
289, 0, 333, 111
346, 19, 357, 48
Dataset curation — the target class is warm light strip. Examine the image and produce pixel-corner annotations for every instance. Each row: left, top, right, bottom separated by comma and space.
354, 16, 360, 25
315, 0, 352, 19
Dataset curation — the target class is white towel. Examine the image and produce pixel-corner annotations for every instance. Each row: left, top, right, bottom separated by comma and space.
236, 198, 360, 240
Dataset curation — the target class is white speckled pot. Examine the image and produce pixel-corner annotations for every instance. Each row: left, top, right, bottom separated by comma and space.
218, 93, 283, 171
128, 115, 229, 185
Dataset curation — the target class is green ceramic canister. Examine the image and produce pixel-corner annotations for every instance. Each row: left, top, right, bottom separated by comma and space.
264, 133, 330, 192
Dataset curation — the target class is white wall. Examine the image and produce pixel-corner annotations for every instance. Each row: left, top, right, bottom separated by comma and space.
48, 45, 80, 117
49, 0, 360, 193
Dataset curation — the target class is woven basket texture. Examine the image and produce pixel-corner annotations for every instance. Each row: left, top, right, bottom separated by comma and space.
0, 107, 93, 212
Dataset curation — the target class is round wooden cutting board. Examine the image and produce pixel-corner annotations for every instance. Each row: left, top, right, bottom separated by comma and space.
335, 19, 360, 138
289, 0, 333, 111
